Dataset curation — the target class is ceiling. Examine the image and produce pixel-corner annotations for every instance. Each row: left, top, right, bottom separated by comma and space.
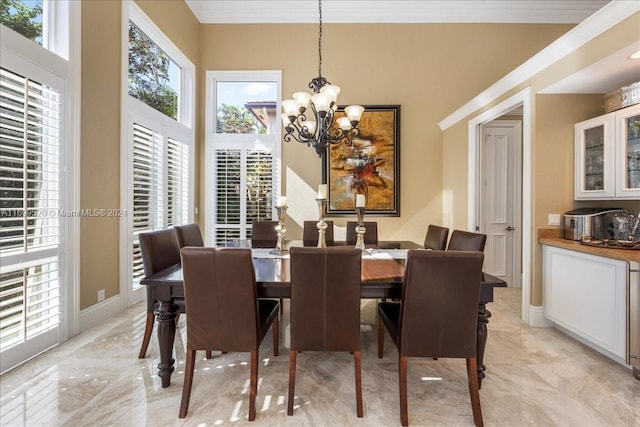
540, 41, 640, 94
185, 0, 639, 95
185, 0, 611, 24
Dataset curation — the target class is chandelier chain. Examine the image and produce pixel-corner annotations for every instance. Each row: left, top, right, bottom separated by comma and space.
318, 0, 323, 78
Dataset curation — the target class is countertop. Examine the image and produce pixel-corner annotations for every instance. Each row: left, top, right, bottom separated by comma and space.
538, 229, 640, 263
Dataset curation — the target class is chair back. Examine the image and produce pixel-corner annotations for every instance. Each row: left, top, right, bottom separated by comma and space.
180, 247, 259, 352
346, 221, 378, 245
289, 247, 362, 351
447, 230, 487, 252
423, 224, 449, 250
302, 220, 335, 246
251, 220, 279, 248
139, 229, 181, 277
399, 250, 484, 358
175, 223, 204, 247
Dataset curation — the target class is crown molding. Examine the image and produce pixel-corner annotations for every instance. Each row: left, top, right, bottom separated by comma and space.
186, 0, 610, 24
437, 1, 640, 131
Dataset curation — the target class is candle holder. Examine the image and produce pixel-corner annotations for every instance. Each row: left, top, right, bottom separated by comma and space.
316, 198, 328, 248
354, 206, 366, 250
270, 205, 289, 255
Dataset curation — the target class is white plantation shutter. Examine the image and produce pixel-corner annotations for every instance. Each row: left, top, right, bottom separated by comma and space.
167, 137, 189, 227
128, 117, 192, 286
211, 145, 274, 244
213, 148, 241, 243
245, 148, 273, 224
0, 66, 63, 354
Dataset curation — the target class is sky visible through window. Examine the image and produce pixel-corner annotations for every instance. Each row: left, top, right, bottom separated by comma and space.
216, 81, 277, 109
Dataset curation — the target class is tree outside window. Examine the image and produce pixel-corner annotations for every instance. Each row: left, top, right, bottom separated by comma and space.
0, 0, 43, 45
128, 21, 179, 120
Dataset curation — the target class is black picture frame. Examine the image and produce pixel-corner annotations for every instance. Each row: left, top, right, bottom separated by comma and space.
322, 105, 400, 216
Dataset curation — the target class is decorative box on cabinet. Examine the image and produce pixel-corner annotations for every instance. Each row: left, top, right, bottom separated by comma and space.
543, 245, 627, 362
575, 103, 640, 200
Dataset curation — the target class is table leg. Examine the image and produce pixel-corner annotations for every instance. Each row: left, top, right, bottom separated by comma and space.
476, 303, 492, 389
154, 299, 178, 388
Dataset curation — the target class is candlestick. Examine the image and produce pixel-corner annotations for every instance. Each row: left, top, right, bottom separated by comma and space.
270, 205, 289, 255
317, 184, 327, 199
354, 206, 366, 250
316, 198, 328, 248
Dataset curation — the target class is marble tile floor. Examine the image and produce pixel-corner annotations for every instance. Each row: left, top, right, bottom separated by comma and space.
1, 288, 639, 427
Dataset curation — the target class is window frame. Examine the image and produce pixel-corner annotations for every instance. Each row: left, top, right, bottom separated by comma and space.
205, 70, 282, 245
120, 1, 195, 307
0, 0, 80, 372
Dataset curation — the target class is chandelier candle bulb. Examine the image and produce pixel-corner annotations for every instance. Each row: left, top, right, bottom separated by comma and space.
276, 196, 287, 207
345, 105, 365, 123
317, 184, 327, 199
337, 117, 351, 130
356, 194, 366, 208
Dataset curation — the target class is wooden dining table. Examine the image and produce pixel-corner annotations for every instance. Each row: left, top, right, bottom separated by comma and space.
140, 240, 506, 388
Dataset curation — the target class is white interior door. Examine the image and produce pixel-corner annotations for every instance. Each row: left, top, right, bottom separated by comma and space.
481, 120, 522, 288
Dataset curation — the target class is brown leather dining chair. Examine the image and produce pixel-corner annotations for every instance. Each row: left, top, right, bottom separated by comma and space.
175, 223, 204, 247
287, 247, 363, 418
250, 220, 279, 248
179, 247, 279, 421
447, 229, 487, 252
423, 224, 449, 250
377, 250, 485, 426
138, 228, 182, 358
346, 221, 378, 245
302, 220, 335, 246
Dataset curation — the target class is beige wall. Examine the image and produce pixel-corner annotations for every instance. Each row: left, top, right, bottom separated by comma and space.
83, 1, 619, 311
441, 12, 640, 307
80, 1, 198, 309
197, 22, 571, 241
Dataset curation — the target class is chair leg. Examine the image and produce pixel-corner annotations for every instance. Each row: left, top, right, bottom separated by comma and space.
249, 350, 258, 421
377, 315, 385, 359
466, 358, 484, 427
205, 350, 212, 359
179, 349, 196, 418
399, 355, 408, 427
287, 350, 297, 415
273, 312, 279, 357
354, 350, 363, 417
138, 312, 155, 359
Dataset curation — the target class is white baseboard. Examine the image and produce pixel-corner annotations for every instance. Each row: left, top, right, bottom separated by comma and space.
528, 304, 553, 327
78, 294, 122, 333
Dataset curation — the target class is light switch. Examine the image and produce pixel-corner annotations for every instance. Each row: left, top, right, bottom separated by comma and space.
548, 213, 561, 226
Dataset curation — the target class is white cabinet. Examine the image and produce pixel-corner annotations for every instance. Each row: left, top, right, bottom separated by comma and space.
575, 104, 640, 199
543, 245, 627, 361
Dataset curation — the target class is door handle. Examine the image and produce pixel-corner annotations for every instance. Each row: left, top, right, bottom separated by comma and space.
505, 226, 515, 231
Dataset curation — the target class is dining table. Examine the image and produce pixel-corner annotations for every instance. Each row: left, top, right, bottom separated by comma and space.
140, 240, 507, 388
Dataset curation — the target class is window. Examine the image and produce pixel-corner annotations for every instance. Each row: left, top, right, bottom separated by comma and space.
0, 67, 62, 352
0, 0, 79, 373
122, 2, 194, 305
128, 21, 180, 121
205, 71, 281, 245
0, 0, 43, 45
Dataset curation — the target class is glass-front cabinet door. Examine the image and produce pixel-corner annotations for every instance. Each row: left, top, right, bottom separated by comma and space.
615, 104, 640, 198
574, 114, 615, 199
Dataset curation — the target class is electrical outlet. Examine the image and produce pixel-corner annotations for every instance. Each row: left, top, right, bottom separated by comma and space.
97, 289, 105, 303
548, 213, 561, 226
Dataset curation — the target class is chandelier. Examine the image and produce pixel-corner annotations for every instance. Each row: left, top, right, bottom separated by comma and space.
281, 0, 364, 157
